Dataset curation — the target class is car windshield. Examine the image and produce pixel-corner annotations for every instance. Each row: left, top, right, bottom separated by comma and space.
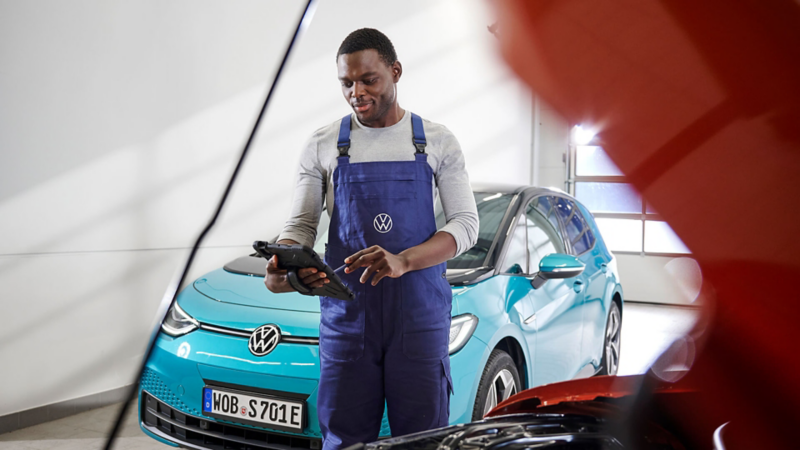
436, 192, 514, 270
311, 192, 512, 270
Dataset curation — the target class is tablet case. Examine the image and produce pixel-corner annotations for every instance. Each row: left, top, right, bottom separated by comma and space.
253, 241, 354, 301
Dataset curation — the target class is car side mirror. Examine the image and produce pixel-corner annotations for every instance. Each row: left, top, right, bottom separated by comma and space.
530, 254, 585, 289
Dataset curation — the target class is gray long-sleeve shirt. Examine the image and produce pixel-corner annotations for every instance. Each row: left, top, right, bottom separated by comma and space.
278, 111, 478, 257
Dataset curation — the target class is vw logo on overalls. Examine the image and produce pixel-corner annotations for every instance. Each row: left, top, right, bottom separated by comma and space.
248, 324, 281, 356
374, 213, 393, 233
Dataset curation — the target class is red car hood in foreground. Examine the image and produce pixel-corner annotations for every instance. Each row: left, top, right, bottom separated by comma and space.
360, 373, 709, 449
487, 374, 694, 417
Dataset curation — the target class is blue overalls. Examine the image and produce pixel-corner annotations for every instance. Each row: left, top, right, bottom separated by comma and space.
317, 113, 454, 450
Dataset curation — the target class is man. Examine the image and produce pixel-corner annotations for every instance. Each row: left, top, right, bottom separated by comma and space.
265, 28, 478, 450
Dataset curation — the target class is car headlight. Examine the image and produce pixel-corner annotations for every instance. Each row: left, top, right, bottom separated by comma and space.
161, 302, 199, 337
449, 314, 478, 354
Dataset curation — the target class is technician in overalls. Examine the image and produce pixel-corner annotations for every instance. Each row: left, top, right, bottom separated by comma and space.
266, 28, 478, 450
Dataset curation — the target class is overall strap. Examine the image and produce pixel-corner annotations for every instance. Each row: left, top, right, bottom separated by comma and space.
337, 115, 351, 157
338, 112, 425, 156
411, 113, 426, 154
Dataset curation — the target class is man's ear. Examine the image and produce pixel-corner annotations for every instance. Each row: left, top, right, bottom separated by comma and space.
392, 61, 402, 82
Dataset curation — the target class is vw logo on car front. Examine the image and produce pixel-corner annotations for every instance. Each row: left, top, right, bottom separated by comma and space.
374, 213, 392, 233
249, 324, 281, 357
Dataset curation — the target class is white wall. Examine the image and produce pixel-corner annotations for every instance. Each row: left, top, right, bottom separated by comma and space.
0, 0, 531, 416
532, 95, 571, 190
615, 255, 702, 305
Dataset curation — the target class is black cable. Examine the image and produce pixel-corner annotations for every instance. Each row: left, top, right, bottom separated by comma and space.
102, 1, 317, 447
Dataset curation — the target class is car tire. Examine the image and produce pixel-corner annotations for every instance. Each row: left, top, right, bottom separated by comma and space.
598, 301, 622, 376
471, 349, 521, 421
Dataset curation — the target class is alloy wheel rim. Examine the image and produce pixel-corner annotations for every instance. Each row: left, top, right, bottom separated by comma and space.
605, 306, 621, 375
483, 368, 517, 416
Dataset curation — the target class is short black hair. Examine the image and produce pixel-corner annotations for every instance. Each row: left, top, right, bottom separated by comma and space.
337, 28, 397, 66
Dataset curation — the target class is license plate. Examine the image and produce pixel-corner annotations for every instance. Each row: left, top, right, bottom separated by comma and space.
202, 386, 305, 433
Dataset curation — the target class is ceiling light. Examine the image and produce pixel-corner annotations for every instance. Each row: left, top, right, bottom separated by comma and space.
573, 125, 597, 145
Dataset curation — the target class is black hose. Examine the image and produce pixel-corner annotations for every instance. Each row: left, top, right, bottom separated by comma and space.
102, 1, 317, 447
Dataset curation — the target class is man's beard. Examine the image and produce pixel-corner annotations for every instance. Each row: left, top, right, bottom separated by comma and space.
358, 92, 394, 125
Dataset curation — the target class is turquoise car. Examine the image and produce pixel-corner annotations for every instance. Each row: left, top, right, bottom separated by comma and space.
139, 185, 623, 449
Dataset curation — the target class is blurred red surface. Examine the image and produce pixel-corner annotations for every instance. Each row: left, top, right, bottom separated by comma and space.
493, 0, 800, 447
486, 375, 691, 415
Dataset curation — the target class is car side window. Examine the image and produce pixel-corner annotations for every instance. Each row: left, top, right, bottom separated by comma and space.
573, 205, 597, 254
525, 199, 566, 271
555, 197, 596, 255
501, 215, 528, 274
534, 196, 563, 238
573, 226, 596, 255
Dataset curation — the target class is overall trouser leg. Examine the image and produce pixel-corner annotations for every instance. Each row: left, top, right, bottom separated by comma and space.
317, 279, 386, 450
383, 263, 452, 436
383, 341, 451, 435
317, 354, 384, 449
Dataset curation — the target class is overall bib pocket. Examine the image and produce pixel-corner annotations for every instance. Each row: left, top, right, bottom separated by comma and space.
347, 191, 417, 250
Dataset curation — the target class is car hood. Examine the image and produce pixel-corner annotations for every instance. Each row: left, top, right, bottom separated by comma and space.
214, 255, 473, 306
487, 374, 695, 417
182, 257, 475, 336
361, 374, 701, 450
193, 265, 321, 313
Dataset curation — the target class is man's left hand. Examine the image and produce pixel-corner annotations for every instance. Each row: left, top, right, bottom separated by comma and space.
345, 245, 409, 285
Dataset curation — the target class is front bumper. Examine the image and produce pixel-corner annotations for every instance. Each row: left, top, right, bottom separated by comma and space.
139, 326, 488, 448
138, 328, 328, 449
140, 390, 320, 449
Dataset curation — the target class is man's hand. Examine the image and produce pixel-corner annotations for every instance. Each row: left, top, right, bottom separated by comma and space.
344, 245, 410, 286
344, 232, 458, 286
264, 255, 330, 293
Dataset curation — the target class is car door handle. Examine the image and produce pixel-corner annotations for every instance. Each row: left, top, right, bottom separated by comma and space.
600, 263, 608, 273
573, 280, 583, 293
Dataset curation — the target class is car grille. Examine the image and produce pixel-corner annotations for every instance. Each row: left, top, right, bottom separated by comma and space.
141, 391, 322, 450
198, 322, 319, 345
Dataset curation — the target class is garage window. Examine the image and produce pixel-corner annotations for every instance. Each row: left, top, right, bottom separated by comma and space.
570, 145, 690, 255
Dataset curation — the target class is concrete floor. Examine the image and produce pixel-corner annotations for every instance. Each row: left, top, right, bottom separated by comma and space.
0, 302, 699, 449
0, 403, 151, 450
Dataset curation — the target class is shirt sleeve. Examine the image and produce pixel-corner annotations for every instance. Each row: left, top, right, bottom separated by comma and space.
435, 128, 479, 257
277, 133, 325, 247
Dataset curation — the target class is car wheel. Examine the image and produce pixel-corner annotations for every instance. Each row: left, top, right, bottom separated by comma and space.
599, 301, 622, 375
472, 349, 521, 421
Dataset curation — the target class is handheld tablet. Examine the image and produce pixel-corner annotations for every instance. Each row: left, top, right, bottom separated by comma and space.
253, 241, 354, 301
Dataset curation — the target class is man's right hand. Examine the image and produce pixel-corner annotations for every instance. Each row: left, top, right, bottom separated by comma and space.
264, 255, 330, 293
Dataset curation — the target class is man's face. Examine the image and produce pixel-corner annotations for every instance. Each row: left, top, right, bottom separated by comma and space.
337, 49, 401, 126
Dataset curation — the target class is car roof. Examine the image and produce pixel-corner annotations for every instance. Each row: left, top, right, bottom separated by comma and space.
470, 182, 570, 198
